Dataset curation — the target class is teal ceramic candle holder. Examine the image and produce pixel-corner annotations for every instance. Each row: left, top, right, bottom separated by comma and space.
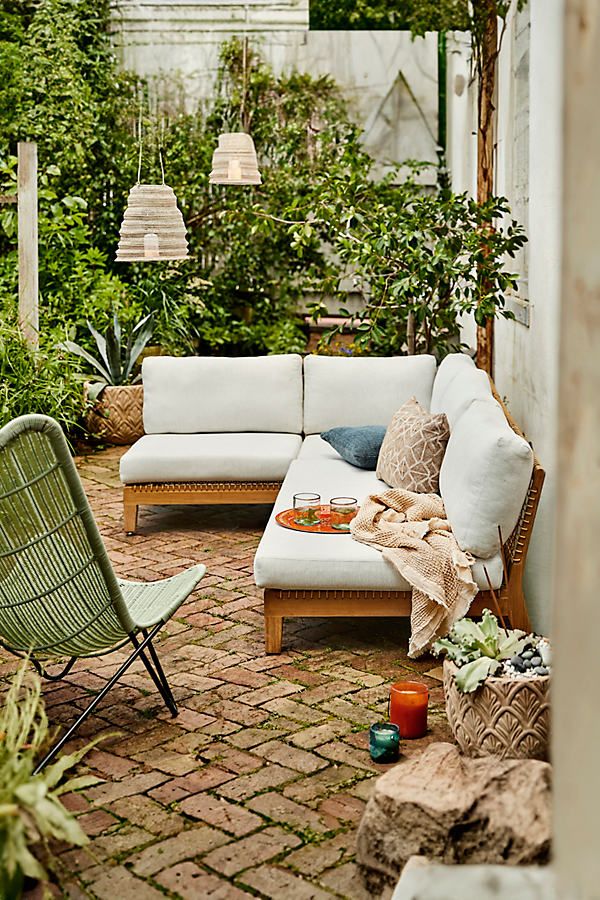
369, 722, 400, 764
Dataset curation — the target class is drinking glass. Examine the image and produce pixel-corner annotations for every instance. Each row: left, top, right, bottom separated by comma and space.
329, 496, 358, 531
293, 493, 321, 526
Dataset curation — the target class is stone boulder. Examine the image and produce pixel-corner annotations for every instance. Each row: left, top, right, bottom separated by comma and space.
357, 742, 552, 894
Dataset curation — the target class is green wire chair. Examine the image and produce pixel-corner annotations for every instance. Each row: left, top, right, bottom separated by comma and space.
0, 414, 205, 772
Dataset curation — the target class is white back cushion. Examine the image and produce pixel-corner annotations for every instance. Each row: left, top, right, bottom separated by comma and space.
143, 354, 303, 434
440, 399, 534, 558
430, 352, 476, 414
303, 354, 437, 434
431, 365, 493, 428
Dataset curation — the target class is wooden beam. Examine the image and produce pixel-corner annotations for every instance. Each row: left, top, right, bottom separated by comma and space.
17, 141, 38, 349
553, 2, 600, 895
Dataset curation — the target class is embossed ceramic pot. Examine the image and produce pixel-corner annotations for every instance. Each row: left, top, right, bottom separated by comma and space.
443, 660, 550, 760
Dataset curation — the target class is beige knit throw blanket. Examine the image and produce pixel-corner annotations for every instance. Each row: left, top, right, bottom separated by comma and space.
351, 489, 477, 657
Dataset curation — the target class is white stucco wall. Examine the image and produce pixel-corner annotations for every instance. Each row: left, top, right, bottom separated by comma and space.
447, 1, 563, 634
110, 2, 439, 170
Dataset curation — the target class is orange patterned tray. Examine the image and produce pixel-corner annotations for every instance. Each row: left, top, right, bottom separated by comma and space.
276, 505, 353, 534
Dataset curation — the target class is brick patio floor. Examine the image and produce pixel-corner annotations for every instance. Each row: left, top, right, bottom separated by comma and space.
2, 446, 453, 899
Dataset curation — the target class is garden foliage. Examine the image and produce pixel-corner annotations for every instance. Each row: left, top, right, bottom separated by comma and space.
0, 0, 528, 432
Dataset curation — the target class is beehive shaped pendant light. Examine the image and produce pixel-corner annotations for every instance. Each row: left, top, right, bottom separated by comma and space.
209, 26, 261, 187
209, 131, 261, 186
116, 108, 189, 262
116, 183, 189, 261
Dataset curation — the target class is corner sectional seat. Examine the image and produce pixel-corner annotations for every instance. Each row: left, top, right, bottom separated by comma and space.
119, 352, 544, 654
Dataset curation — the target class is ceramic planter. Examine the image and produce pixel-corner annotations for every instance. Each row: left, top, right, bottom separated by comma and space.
443, 659, 550, 760
85, 383, 144, 446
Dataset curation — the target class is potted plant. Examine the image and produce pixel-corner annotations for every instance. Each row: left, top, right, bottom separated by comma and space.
0, 663, 101, 898
433, 609, 551, 761
62, 313, 153, 445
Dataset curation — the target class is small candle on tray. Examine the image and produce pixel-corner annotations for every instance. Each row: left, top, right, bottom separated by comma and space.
389, 681, 429, 739
369, 722, 400, 763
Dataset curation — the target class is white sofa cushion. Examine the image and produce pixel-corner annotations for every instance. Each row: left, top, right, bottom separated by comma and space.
297, 434, 343, 462
439, 399, 534, 558
303, 354, 437, 434
253, 458, 503, 591
142, 354, 303, 434
120, 433, 302, 484
431, 365, 493, 428
430, 353, 476, 414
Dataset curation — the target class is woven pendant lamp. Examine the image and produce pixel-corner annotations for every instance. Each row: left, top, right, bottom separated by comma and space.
116, 183, 189, 262
209, 132, 261, 186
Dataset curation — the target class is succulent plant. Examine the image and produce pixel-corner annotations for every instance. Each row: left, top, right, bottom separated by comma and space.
433, 609, 529, 693
61, 312, 154, 400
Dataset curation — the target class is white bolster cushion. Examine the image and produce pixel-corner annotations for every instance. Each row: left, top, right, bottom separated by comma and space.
303, 354, 437, 434
440, 399, 534, 558
142, 354, 303, 434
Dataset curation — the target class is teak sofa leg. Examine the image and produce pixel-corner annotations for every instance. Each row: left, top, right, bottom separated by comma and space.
124, 501, 138, 535
265, 615, 283, 654
504, 569, 532, 633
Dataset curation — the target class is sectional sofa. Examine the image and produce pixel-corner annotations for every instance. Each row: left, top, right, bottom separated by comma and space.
119, 353, 544, 653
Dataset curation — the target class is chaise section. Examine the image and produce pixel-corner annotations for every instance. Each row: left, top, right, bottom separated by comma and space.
254, 458, 504, 593
254, 456, 512, 652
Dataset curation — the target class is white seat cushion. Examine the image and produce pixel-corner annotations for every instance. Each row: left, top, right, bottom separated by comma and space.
440, 399, 534, 559
253, 458, 503, 592
430, 353, 476, 414
297, 434, 343, 461
431, 365, 493, 428
120, 433, 302, 484
303, 354, 437, 434
142, 354, 303, 434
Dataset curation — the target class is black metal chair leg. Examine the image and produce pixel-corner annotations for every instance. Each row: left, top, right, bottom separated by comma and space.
33, 622, 165, 774
131, 631, 178, 717
141, 629, 177, 705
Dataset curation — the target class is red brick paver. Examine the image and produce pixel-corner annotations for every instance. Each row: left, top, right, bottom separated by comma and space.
3, 446, 453, 899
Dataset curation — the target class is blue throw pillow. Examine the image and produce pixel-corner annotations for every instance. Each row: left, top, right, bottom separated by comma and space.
321, 426, 387, 470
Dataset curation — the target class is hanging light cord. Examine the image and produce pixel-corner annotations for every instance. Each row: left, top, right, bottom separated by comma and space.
241, 4, 248, 130
159, 117, 166, 185
136, 92, 143, 184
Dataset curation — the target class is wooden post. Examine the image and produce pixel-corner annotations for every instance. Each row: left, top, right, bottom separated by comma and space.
17, 142, 38, 349
553, 2, 600, 895
475, 1, 498, 375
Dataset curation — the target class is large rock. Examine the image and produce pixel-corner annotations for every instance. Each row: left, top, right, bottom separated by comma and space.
357, 742, 552, 894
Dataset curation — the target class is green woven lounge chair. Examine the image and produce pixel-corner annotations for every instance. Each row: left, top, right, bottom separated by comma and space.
0, 414, 205, 772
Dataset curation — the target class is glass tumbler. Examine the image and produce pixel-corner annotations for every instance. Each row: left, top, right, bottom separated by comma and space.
293, 493, 321, 526
330, 496, 358, 531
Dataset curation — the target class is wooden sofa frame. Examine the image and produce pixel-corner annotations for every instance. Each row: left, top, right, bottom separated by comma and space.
123, 481, 282, 534
121, 378, 544, 655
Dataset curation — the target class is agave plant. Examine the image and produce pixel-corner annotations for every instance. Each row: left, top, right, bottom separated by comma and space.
0, 662, 102, 896
433, 609, 528, 693
61, 312, 154, 401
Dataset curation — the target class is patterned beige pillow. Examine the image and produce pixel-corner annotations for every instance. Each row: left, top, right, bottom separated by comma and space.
376, 398, 450, 493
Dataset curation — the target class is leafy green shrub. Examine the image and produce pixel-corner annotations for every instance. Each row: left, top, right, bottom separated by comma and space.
289, 161, 527, 356
0, 318, 84, 432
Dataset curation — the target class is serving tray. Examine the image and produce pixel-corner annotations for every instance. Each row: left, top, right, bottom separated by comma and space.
275, 505, 353, 534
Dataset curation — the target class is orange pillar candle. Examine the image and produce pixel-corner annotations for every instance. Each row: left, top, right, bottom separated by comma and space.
389, 681, 429, 739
